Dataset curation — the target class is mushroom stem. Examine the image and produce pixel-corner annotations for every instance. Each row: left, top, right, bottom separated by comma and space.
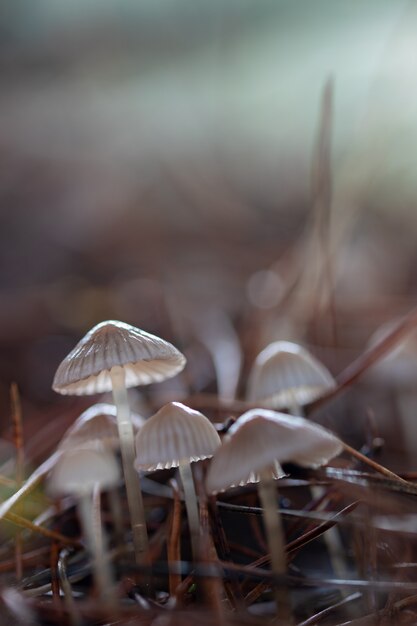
77, 492, 117, 610
258, 467, 292, 623
288, 400, 350, 590
108, 486, 125, 547
110, 366, 149, 561
178, 461, 200, 562
58, 548, 82, 626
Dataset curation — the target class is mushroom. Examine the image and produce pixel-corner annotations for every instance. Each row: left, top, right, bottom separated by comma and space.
246, 341, 344, 583
58, 403, 145, 545
47, 445, 120, 610
246, 341, 335, 412
134, 402, 221, 560
52, 320, 186, 564
205, 408, 343, 622
58, 403, 145, 452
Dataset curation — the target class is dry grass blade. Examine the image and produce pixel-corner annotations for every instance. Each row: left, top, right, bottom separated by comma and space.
310, 77, 337, 344
10, 383, 24, 484
297, 592, 362, 626
286, 501, 359, 556
10, 382, 24, 581
311, 78, 333, 216
0, 451, 61, 522
323, 467, 417, 497
342, 444, 407, 484
5, 511, 80, 547
168, 479, 182, 596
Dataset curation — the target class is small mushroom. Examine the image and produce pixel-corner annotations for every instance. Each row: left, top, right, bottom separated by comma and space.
206, 408, 343, 622
58, 403, 145, 452
53, 320, 186, 564
134, 402, 221, 560
57, 403, 145, 545
47, 445, 120, 609
246, 340, 335, 412
246, 341, 344, 584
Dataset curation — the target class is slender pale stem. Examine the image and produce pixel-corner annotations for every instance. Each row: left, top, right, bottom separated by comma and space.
110, 367, 149, 562
78, 492, 117, 609
108, 486, 125, 547
258, 467, 293, 624
178, 462, 200, 562
288, 401, 351, 591
288, 389, 302, 417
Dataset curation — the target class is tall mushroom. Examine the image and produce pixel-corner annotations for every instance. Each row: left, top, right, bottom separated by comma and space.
52, 320, 186, 564
134, 402, 221, 561
206, 408, 343, 623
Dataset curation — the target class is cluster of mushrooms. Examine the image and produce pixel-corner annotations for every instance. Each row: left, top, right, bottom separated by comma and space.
12, 321, 349, 623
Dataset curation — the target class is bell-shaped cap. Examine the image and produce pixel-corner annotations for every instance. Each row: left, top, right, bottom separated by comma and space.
52, 320, 186, 395
205, 408, 342, 494
58, 403, 145, 451
246, 341, 335, 409
219, 460, 286, 492
134, 402, 221, 471
47, 445, 120, 497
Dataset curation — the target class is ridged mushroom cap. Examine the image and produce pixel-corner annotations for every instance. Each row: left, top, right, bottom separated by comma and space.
205, 408, 342, 494
58, 403, 145, 451
134, 402, 221, 471
52, 320, 186, 395
47, 446, 120, 496
218, 460, 286, 492
246, 341, 335, 409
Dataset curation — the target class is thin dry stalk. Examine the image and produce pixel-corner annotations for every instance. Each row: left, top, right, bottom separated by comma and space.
11, 383, 24, 581
168, 479, 182, 596
198, 497, 227, 619
0, 451, 61, 522
297, 592, 362, 626
343, 444, 407, 484
5, 511, 80, 546
310, 76, 338, 346
10, 383, 24, 484
50, 541, 61, 609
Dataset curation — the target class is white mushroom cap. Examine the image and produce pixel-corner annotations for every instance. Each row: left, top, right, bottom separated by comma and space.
58, 403, 145, 452
47, 446, 120, 497
220, 460, 286, 492
134, 402, 221, 471
52, 320, 186, 395
205, 408, 343, 494
246, 341, 335, 409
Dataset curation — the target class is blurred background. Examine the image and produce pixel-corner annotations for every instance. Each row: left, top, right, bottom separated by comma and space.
1, 0, 417, 467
